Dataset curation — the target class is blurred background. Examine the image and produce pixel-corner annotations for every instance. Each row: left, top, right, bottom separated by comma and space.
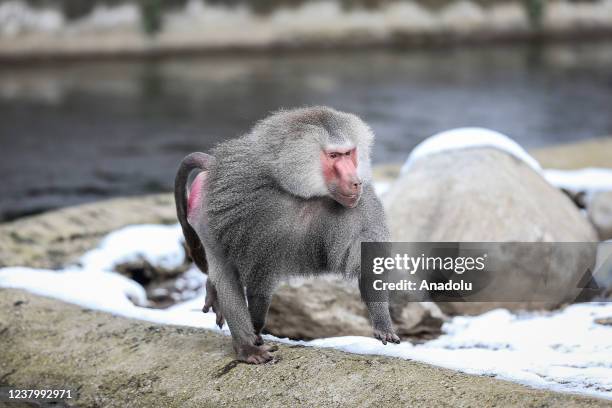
1, 0, 612, 221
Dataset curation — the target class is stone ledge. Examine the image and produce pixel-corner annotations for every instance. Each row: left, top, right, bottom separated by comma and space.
1, 288, 608, 407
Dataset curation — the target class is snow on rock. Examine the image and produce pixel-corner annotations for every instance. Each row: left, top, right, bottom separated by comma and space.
0, 266, 149, 309
544, 168, 612, 198
79, 224, 185, 271
306, 304, 612, 398
399, 128, 612, 199
401, 127, 542, 175
1, 223, 612, 399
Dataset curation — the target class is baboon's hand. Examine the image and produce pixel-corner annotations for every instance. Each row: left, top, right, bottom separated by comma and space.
373, 329, 400, 345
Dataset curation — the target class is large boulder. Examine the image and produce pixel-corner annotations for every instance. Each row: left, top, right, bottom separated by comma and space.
266, 275, 444, 341
0, 193, 177, 269
385, 143, 598, 315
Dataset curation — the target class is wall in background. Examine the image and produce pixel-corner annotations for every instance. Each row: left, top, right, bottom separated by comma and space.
1, 0, 612, 59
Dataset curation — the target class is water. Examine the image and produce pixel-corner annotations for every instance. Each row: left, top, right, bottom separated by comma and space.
1, 41, 612, 221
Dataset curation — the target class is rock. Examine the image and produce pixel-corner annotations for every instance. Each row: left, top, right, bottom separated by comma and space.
385, 147, 598, 315
391, 301, 447, 340
556, 188, 587, 209
3, 289, 607, 408
588, 191, 612, 240
115, 260, 203, 309
266, 275, 444, 341
0, 193, 176, 269
266, 276, 371, 340
595, 317, 612, 326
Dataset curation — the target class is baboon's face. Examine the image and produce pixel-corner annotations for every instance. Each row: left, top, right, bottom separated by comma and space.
320, 146, 362, 208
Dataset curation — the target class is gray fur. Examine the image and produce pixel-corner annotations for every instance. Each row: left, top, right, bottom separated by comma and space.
176, 106, 398, 364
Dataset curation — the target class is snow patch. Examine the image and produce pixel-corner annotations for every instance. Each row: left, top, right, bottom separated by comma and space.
544, 168, 612, 198
79, 224, 185, 271
1, 224, 612, 399
399, 128, 612, 201
401, 127, 542, 174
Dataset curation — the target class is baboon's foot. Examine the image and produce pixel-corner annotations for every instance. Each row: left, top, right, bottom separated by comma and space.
236, 344, 276, 364
202, 280, 224, 328
261, 344, 278, 352
254, 334, 278, 353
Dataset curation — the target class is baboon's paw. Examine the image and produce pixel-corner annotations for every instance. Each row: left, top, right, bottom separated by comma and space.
374, 329, 401, 345
237, 344, 274, 364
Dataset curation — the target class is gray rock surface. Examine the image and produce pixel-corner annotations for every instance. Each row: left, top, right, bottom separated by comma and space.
268, 276, 444, 340
1, 288, 609, 407
589, 191, 612, 241
0, 193, 177, 269
385, 148, 598, 315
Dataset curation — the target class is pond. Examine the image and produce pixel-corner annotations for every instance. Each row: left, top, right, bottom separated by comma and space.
1, 41, 612, 220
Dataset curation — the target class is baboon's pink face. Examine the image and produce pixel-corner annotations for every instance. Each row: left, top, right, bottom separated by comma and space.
320, 147, 362, 208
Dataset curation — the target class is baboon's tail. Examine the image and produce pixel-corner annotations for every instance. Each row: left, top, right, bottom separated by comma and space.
174, 152, 215, 274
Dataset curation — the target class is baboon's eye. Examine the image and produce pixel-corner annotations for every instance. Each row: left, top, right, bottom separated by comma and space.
329, 152, 339, 159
